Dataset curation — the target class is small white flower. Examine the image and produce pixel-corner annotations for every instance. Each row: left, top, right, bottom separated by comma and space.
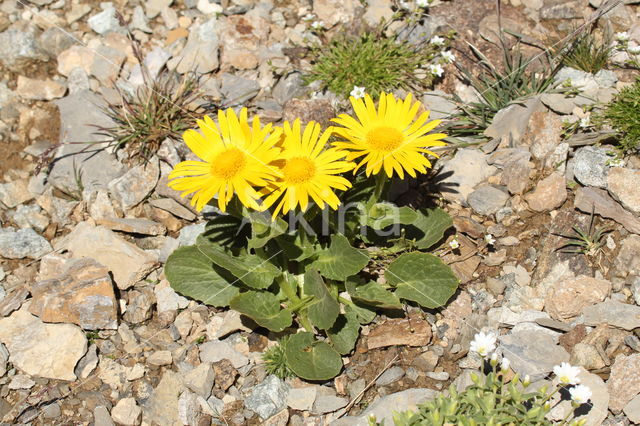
301, 13, 315, 21
501, 357, 510, 372
490, 352, 499, 366
579, 116, 590, 128
629, 45, 640, 54
484, 234, 496, 246
523, 374, 531, 386
553, 362, 581, 385
616, 31, 630, 42
350, 85, 366, 99
429, 63, 444, 77
569, 384, 592, 405
449, 238, 460, 250
441, 50, 455, 63
430, 35, 445, 46
399, 0, 411, 9
469, 331, 497, 358
416, 0, 430, 8
311, 20, 325, 30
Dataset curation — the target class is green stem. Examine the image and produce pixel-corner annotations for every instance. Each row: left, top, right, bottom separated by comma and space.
277, 274, 300, 305
298, 313, 314, 333
369, 172, 388, 206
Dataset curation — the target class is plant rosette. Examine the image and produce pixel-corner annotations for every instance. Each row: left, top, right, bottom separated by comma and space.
164, 93, 459, 381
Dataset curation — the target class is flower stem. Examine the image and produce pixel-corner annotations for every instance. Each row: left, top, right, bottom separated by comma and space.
369, 172, 388, 206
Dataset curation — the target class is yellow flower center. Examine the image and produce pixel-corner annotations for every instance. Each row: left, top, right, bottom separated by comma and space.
210, 148, 247, 180
283, 157, 316, 184
366, 126, 404, 151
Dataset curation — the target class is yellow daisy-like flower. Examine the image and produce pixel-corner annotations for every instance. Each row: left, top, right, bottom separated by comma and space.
332, 92, 447, 178
262, 120, 354, 218
168, 108, 282, 212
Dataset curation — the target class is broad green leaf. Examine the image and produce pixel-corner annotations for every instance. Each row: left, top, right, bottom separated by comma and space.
247, 211, 288, 249
198, 245, 280, 290
165, 246, 239, 307
402, 207, 453, 250
229, 291, 292, 332
276, 232, 318, 262
367, 203, 417, 230
327, 311, 361, 354
349, 302, 377, 324
311, 234, 369, 281
303, 269, 340, 330
386, 252, 459, 309
284, 332, 342, 380
196, 214, 250, 247
346, 281, 402, 309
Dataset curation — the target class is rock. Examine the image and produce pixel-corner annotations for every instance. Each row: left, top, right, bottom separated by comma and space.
67, 67, 91, 94
131, 6, 151, 33
76, 344, 99, 379
367, 316, 431, 350
272, 73, 306, 106
111, 398, 141, 426
184, 363, 215, 398
145, 0, 173, 18
555, 67, 600, 92
94, 406, 115, 426
96, 217, 166, 236
499, 330, 569, 381
155, 282, 189, 314
197, 0, 222, 14
123, 288, 155, 324
0, 227, 51, 259
9, 374, 36, 389
607, 167, 640, 214
0, 179, 33, 208
545, 275, 610, 321
245, 375, 289, 419
144, 370, 185, 425
0, 81, 20, 121
375, 366, 405, 386
0, 22, 48, 72
128, 47, 172, 87
220, 73, 260, 107
467, 185, 509, 216
178, 222, 206, 246
286, 386, 317, 411
29, 258, 118, 330
147, 350, 172, 367
282, 98, 335, 127
484, 97, 544, 143
574, 187, 640, 235
608, 354, 640, 413
624, 394, 640, 424
0, 343, 8, 377
219, 15, 270, 70
521, 110, 563, 160
60, 221, 157, 290
438, 148, 498, 203
39, 27, 75, 58
90, 44, 126, 85
57, 45, 94, 76
313, 0, 358, 26
573, 146, 612, 189
583, 300, 640, 330
0, 287, 29, 317
87, 5, 126, 35
169, 17, 219, 74
571, 342, 606, 370
9, 204, 49, 232
545, 142, 570, 173
312, 395, 348, 415
108, 159, 159, 211
525, 172, 567, 212
199, 340, 249, 368
0, 308, 87, 380
363, 0, 394, 26
49, 91, 125, 193
501, 157, 532, 195
149, 198, 196, 221
615, 235, 640, 278
421, 90, 458, 120
177, 391, 200, 425
540, 93, 575, 115
16, 76, 66, 100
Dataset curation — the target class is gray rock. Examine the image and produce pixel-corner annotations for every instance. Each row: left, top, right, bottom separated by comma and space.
0, 227, 51, 259
145, 0, 173, 18
144, 370, 185, 425
199, 340, 249, 368
594, 69, 618, 88
375, 366, 405, 386
42, 402, 62, 419
426, 371, 450, 381
245, 375, 289, 419
312, 395, 348, 415
583, 300, 640, 330
0, 81, 20, 121
624, 394, 640, 424
111, 397, 141, 426
75, 344, 99, 379
94, 406, 115, 426
178, 222, 206, 246
607, 167, 640, 214
0, 343, 8, 377
131, 6, 152, 33
87, 5, 126, 35
67, 67, 91, 94
49, 91, 125, 193
123, 289, 155, 324
272, 73, 306, 106
184, 363, 215, 398
0, 22, 48, 71
573, 146, 612, 188
8, 374, 35, 389
39, 27, 75, 58
220, 73, 261, 107
421, 90, 458, 120
0, 179, 33, 208
438, 148, 497, 203
467, 185, 509, 216
108, 158, 159, 211
150, 198, 196, 221
178, 391, 200, 425
632, 277, 640, 306
9, 204, 49, 232
540, 93, 575, 115
574, 187, 640, 235
555, 67, 600, 92
484, 97, 544, 143
169, 17, 220, 74
128, 47, 172, 87
286, 386, 317, 411
499, 330, 569, 381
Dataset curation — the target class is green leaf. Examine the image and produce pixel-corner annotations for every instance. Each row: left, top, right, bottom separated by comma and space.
247, 211, 288, 249
165, 246, 239, 307
196, 214, 250, 248
386, 252, 459, 309
197, 245, 280, 290
276, 232, 318, 262
346, 281, 402, 309
303, 269, 340, 330
367, 203, 417, 230
348, 301, 377, 324
229, 291, 292, 332
327, 311, 361, 354
402, 207, 453, 250
311, 234, 369, 281
284, 332, 342, 380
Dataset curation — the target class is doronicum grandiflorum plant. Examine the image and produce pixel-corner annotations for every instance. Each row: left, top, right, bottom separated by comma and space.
373, 332, 592, 426
164, 92, 459, 380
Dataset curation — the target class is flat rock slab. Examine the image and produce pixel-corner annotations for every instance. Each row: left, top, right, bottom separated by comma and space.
499, 330, 569, 381
574, 187, 640, 234
96, 217, 166, 235
0, 308, 87, 381
367, 316, 432, 350
0, 227, 52, 259
544, 275, 611, 321
29, 258, 118, 330
607, 167, 640, 215
583, 300, 640, 330
608, 353, 640, 413
59, 221, 157, 290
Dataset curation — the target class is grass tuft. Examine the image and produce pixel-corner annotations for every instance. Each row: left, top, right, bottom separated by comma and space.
599, 78, 640, 153
558, 29, 613, 74
262, 336, 295, 379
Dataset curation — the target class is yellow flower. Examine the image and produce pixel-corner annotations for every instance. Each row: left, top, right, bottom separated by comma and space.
331, 92, 447, 178
168, 108, 282, 212
262, 120, 354, 218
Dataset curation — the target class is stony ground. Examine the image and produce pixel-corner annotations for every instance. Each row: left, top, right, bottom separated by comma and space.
1, 0, 640, 424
